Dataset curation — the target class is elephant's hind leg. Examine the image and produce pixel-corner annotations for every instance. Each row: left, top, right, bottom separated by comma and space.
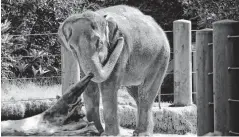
133, 53, 169, 136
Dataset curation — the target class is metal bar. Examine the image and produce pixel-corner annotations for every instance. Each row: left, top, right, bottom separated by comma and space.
191, 30, 200, 32
161, 93, 174, 96
164, 30, 173, 33
166, 72, 174, 75
208, 102, 214, 105
170, 51, 196, 54
167, 71, 198, 74
1, 54, 61, 59
1, 98, 57, 103
164, 30, 199, 32
7, 30, 203, 36
191, 50, 196, 53
1, 76, 61, 81
227, 35, 239, 39
228, 98, 239, 103
9, 33, 58, 37
166, 72, 197, 75
208, 43, 213, 46
208, 72, 213, 75
228, 67, 239, 71
161, 92, 197, 96
229, 130, 239, 135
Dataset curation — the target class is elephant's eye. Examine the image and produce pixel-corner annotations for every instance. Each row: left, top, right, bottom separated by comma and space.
70, 45, 75, 51
91, 23, 96, 30
70, 45, 73, 50
70, 45, 78, 57
95, 39, 100, 49
95, 39, 103, 49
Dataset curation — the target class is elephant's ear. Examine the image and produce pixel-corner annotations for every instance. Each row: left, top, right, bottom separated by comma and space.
90, 15, 124, 83
58, 22, 72, 52
104, 15, 123, 55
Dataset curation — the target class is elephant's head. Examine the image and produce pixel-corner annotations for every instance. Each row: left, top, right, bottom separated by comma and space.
58, 11, 124, 83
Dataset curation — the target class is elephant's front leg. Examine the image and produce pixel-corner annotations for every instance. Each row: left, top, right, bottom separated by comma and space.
100, 80, 120, 136
83, 81, 104, 134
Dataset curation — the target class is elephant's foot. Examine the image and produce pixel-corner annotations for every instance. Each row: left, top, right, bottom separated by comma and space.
133, 129, 152, 136
100, 131, 119, 136
99, 125, 119, 136
100, 132, 108, 136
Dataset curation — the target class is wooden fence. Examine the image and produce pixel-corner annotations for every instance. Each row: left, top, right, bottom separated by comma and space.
196, 20, 239, 136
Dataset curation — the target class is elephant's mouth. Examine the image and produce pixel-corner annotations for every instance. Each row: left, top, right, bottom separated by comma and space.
101, 49, 110, 66
102, 32, 122, 66
101, 41, 117, 66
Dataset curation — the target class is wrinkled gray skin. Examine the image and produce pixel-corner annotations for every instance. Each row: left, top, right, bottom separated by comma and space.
58, 5, 170, 136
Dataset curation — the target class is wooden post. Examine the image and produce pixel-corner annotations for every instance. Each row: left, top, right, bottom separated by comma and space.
61, 46, 80, 94
213, 20, 239, 135
226, 21, 239, 136
173, 19, 192, 106
196, 29, 213, 136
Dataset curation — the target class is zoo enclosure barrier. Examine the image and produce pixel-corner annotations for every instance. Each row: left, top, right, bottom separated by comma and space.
196, 20, 239, 136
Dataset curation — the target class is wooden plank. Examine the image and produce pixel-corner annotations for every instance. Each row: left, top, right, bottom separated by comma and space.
173, 19, 192, 106
196, 29, 213, 136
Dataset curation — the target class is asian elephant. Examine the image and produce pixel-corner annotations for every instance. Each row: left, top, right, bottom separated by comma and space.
58, 5, 170, 136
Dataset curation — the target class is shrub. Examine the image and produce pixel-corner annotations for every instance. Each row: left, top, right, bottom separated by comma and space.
1, 0, 100, 80
184, 0, 239, 29
1, 20, 20, 79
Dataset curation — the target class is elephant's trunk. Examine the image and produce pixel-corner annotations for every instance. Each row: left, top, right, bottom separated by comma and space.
91, 37, 124, 83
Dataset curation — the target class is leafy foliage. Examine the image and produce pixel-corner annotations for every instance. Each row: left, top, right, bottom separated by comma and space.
184, 0, 239, 28
1, 20, 16, 79
1, 0, 100, 79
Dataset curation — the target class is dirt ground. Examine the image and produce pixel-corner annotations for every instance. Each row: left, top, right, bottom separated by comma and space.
115, 125, 196, 137
2, 83, 196, 136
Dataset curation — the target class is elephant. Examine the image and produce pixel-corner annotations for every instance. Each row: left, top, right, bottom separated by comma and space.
58, 5, 170, 136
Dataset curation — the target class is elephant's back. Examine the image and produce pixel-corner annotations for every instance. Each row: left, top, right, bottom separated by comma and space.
96, 5, 144, 16
97, 5, 170, 86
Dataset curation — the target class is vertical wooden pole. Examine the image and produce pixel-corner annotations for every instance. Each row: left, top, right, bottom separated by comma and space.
61, 46, 80, 94
173, 19, 192, 106
213, 20, 239, 135
196, 29, 213, 136
224, 20, 239, 136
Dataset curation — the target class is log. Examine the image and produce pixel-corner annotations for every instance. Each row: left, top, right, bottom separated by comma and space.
1, 73, 99, 136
